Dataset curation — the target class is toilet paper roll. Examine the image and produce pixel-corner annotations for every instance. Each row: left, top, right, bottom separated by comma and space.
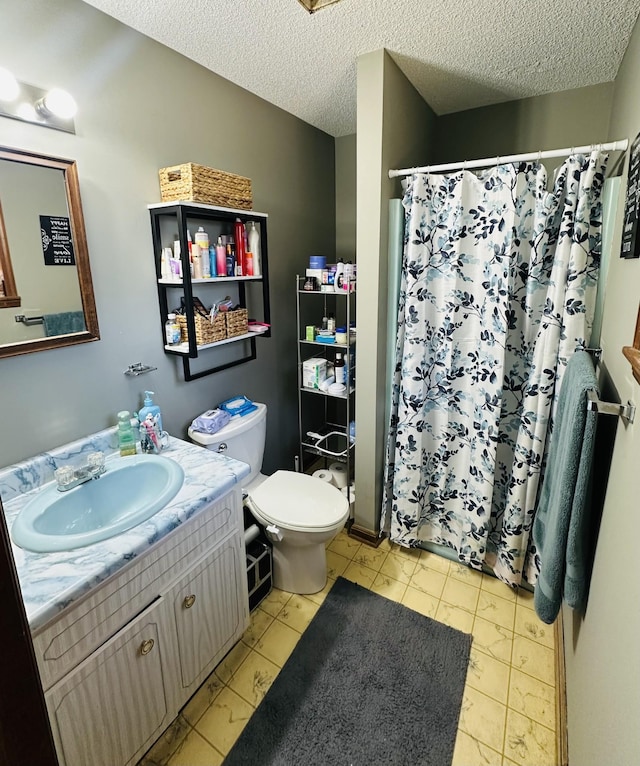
312, 469, 335, 485
328, 462, 348, 489
244, 524, 260, 546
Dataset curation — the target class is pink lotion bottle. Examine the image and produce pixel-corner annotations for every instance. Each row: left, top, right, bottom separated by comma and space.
215, 237, 226, 277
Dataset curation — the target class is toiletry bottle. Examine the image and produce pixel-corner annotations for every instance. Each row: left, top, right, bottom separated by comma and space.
334, 258, 345, 292
138, 391, 162, 433
209, 245, 217, 277
327, 313, 336, 333
245, 251, 254, 277
334, 353, 345, 384
216, 237, 226, 276
165, 313, 181, 346
234, 218, 246, 275
247, 221, 261, 276
160, 248, 172, 280
194, 226, 209, 254
343, 261, 354, 291
226, 243, 235, 276
117, 410, 137, 456
192, 243, 203, 279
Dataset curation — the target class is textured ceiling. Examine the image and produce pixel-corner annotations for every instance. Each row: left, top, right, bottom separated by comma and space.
82, 0, 640, 137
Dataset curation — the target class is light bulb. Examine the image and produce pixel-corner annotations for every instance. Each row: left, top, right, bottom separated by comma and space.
0, 67, 19, 102
40, 88, 77, 119
16, 102, 37, 121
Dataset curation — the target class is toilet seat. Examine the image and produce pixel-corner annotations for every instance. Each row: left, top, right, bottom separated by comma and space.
248, 470, 349, 533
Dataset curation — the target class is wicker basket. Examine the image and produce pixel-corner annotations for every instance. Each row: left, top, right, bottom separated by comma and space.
224, 308, 249, 338
159, 163, 253, 210
177, 312, 226, 345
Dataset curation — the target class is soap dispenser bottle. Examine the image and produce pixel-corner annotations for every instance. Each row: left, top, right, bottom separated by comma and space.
117, 411, 137, 456
138, 391, 163, 433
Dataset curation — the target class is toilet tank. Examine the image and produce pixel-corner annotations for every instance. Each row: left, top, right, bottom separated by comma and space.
188, 403, 266, 485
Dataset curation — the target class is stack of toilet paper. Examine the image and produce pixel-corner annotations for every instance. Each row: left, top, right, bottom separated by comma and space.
311, 462, 349, 489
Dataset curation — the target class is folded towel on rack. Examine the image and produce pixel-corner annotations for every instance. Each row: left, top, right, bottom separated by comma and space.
42, 311, 86, 337
533, 350, 598, 624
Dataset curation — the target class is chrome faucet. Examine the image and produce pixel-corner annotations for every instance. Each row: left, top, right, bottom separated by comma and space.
55, 452, 106, 492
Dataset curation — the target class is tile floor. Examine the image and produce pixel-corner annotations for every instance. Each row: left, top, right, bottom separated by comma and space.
139, 529, 558, 766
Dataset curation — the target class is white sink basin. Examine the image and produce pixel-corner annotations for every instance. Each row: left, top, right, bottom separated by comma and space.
11, 454, 184, 553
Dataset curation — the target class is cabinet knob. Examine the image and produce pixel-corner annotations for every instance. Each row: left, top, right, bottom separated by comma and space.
140, 638, 155, 656
217, 443, 227, 453
183, 594, 196, 609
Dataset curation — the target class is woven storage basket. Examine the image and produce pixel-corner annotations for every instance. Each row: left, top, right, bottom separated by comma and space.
159, 163, 252, 210
177, 312, 226, 345
225, 308, 249, 338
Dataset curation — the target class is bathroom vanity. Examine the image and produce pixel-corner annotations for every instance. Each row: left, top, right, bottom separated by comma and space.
0, 431, 251, 766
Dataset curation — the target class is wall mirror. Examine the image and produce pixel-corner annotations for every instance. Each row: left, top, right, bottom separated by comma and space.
0, 146, 99, 359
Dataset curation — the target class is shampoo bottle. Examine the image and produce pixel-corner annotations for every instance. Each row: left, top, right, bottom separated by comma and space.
216, 237, 226, 276
138, 391, 163, 433
234, 218, 246, 275
117, 411, 137, 456
334, 258, 345, 292
247, 221, 261, 276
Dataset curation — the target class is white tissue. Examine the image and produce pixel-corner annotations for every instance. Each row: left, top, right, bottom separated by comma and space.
312, 469, 335, 485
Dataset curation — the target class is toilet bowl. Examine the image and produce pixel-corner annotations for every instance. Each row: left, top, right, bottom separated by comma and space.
188, 403, 350, 595
245, 470, 349, 594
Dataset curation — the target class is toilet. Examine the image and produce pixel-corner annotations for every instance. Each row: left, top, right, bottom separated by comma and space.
188, 403, 349, 594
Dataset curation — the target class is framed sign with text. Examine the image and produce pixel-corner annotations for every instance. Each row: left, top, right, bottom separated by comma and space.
621, 133, 640, 258
40, 215, 76, 266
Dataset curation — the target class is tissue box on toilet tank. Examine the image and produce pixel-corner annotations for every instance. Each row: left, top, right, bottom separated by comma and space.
303, 358, 327, 389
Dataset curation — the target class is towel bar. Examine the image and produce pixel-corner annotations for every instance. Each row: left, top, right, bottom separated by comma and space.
14, 314, 44, 326
586, 390, 635, 424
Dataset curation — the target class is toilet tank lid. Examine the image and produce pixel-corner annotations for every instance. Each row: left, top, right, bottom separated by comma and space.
189, 402, 266, 445
249, 470, 349, 529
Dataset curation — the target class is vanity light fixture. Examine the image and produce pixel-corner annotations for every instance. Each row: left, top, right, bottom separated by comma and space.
0, 68, 76, 134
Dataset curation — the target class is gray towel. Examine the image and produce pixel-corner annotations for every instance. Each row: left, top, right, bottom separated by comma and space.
533, 350, 598, 624
42, 311, 86, 337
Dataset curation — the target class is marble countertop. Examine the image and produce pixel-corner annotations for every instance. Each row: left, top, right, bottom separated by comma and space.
0, 428, 250, 632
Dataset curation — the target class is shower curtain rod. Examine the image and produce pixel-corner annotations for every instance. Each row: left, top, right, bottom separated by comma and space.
388, 139, 629, 179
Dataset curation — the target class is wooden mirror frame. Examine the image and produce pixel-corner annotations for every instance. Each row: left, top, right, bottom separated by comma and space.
0, 146, 99, 359
622, 302, 640, 384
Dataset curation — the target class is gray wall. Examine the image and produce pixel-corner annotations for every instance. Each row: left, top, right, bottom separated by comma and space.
354, 50, 437, 533
335, 134, 356, 261
435, 82, 614, 164
0, 0, 335, 472
562, 18, 640, 766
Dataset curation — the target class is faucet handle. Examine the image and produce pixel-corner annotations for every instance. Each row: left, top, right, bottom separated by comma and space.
54, 465, 75, 489
87, 451, 105, 474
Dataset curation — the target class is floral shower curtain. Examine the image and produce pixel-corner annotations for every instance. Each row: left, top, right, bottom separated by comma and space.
381, 152, 608, 587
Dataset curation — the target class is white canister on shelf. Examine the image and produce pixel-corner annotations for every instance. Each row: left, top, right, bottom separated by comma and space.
247, 221, 261, 276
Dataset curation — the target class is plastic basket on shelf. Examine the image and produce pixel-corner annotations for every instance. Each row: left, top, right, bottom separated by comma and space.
225, 308, 249, 338
176, 312, 226, 345
158, 163, 253, 210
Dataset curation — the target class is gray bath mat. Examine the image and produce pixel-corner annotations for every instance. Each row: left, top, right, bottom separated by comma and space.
223, 576, 472, 766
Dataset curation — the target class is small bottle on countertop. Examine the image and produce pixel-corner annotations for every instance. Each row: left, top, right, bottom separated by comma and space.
138, 390, 163, 433
117, 410, 137, 456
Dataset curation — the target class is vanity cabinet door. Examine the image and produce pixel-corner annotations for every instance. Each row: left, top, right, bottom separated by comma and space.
45, 596, 178, 766
170, 533, 248, 694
